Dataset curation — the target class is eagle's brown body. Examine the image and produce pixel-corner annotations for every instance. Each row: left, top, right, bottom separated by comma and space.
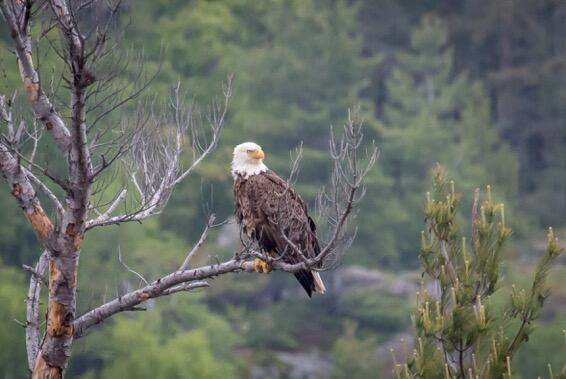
233, 170, 321, 296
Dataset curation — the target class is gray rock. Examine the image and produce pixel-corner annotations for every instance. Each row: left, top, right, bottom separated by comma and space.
275, 350, 332, 379
333, 265, 385, 294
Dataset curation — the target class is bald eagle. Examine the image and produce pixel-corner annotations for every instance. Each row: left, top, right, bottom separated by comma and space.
232, 142, 326, 297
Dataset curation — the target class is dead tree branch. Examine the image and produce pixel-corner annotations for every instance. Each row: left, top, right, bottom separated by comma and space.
72, 259, 254, 337
0, 0, 72, 152
118, 246, 149, 286
179, 214, 216, 271
25, 251, 48, 371
0, 140, 55, 245
85, 76, 233, 230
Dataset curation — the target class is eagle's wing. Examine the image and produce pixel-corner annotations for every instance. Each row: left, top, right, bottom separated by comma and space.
262, 170, 319, 256
233, 175, 254, 238
250, 170, 322, 296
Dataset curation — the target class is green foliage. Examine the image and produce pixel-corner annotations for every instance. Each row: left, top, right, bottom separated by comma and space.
240, 303, 300, 350
235, 293, 338, 351
74, 296, 237, 379
331, 321, 381, 379
77, 219, 187, 313
99, 322, 235, 379
506, 228, 562, 356
513, 320, 566, 378
338, 291, 411, 334
0, 258, 28, 378
0, 189, 39, 267
398, 167, 563, 378
357, 14, 518, 267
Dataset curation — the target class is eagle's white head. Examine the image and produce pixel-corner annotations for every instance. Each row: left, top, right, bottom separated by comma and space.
231, 142, 268, 179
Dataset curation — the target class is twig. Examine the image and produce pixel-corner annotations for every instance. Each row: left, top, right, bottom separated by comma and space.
24, 168, 64, 221
118, 246, 149, 286
86, 188, 127, 227
160, 281, 209, 296
471, 188, 480, 253
179, 214, 215, 271
22, 263, 48, 287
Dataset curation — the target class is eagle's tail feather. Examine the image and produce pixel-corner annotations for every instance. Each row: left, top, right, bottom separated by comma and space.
294, 270, 326, 297
294, 270, 314, 297
312, 271, 326, 294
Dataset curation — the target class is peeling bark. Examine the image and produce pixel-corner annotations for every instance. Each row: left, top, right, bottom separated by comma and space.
33, 244, 80, 378
0, 0, 71, 153
0, 134, 68, 378
29, 1, 92, 375
32, 357, 61, 379
0, 145, 54, 243
25, 206, 54, 240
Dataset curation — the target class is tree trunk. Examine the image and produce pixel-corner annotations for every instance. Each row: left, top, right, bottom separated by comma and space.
494, 2, 515, 140
32, 244, 80, 378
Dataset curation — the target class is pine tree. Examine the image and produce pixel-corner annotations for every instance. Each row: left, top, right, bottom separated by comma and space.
331, 322, 382, 379
395, 166, 563, 378
357, 14, 518, 267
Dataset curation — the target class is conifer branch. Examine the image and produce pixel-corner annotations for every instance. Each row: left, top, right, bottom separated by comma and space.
401, 167, 562, 378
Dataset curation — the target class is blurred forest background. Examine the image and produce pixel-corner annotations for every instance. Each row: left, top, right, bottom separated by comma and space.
1, 0, 565, 378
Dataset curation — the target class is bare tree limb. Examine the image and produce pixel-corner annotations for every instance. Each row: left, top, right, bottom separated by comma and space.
49, 0, 93, 223
72, 259, 252, 338
0, 142, 55, 244
73, 239, 372, 339
160, 281, 209, 297
87, 188, 126, 226
0, 0, 72, 152
85, 77, 233, 231
25, 251, 48, 372
311, 109, 377, 268
173, 75, 233, 185
25, 121, 41, 170
24, 168, 64, 222
179, 214, 215, 271
22, 263, 48, 287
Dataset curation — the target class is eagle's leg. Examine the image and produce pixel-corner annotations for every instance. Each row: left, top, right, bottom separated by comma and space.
253, 258, 270, 273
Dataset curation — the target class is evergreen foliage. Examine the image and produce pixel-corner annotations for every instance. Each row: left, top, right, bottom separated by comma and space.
357, 15, 518, 266
70, 295, 238, 378
396, 166, 563, 378
0, 259, 27, 378
331, 321, 381, 379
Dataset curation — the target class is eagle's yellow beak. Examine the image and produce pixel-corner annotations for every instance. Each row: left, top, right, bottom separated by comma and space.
250, 149, 265, 160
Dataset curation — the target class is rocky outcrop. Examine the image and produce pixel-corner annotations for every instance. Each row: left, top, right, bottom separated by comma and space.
249, 350, 332, 379
332, 265, 421, 297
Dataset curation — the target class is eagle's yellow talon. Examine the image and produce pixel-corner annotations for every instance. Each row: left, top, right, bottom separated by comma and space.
253, 258, 270, 273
